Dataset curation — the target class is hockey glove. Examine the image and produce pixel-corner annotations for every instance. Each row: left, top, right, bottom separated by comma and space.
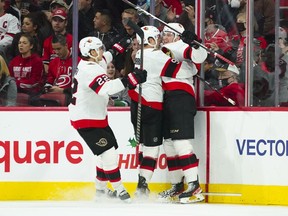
121, 68, 147, 89
111, 37, 132, 54
181, 30, 202, 49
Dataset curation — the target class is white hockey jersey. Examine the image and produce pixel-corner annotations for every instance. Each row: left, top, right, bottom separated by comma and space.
68, 59, 125, 129
0, 13, 20, 49
129, 48, 198, 109
161, 39, 208, 96
161, 39, 207, 63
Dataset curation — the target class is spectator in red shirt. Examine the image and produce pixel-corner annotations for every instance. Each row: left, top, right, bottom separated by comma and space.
9, 33, 44, 96
42, 8, 73, 74
41, 34, 80, 105
205, 64, 245, 107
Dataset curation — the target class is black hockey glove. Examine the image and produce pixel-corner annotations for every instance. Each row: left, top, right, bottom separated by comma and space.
111, 37, 132, 54
121, 68, 147, 89
181, 30, 202, 49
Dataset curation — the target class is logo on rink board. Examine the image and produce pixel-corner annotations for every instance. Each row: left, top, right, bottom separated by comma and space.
0, 140, 83, 172
0, 140, 168, 173
236, 139, 288, 156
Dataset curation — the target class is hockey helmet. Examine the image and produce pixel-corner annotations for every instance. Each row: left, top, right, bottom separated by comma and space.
136, 25, 160, 47
162, 23, 185, 38
79, 36, 104, 57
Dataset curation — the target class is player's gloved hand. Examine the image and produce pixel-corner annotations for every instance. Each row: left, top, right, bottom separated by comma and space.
181, 30, 202, 49
111, 37, 132, 54
121, 68, 147, 89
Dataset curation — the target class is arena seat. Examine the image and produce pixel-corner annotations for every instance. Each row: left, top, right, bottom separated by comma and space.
35, 93, 68, 106
16, 93, 32, 106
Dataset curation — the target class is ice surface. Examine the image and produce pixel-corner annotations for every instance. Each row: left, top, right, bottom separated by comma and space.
0, 201, 287, 216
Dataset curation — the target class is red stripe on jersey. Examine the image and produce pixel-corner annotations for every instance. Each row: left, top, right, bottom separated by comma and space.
161, 59, 182, 78
183, 46, 192, 60
89, 74, 109, 93
105, 167, 120, 174
128, 90, 163, 110
6, 33, 15, 38
70, 117, 108, 129
195, 63, 201, 71
162, 81, 195, 97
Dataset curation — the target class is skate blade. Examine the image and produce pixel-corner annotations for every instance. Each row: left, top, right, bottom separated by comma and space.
122, 197, 132, 203
179, 193, 205, 204
157, 195, 180, 203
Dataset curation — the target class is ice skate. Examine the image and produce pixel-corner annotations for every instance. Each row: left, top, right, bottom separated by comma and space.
157, 181, 184, 202
112, 184, 131, 203
95, 188, 117, 201
116, 189, 132, 203
134, 175, 150, 198
179, 180, 204, 204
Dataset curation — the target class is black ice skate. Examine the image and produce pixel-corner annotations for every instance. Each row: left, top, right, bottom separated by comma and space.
157, 181, 184, 202
134, 175, 150, 198
179, 180, 204, 204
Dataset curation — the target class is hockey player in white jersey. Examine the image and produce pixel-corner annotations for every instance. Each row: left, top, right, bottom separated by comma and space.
130, 25, 203, 198
158, 23, 208, 204
68, 36, 147, 203
0, 1, 20, 52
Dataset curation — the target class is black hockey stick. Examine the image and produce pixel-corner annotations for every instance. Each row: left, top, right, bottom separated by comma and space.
195, 75, 236, 105
122, 0, 236, 66
123, 18, 144, 153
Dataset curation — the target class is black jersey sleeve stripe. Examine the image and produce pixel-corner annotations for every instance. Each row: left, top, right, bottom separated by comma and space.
161, 59, 182, 78
89, 74, 109, 93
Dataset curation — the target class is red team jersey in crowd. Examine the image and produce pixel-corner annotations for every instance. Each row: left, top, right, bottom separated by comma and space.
9, 53, 44, 93
204, 25, 232, 52
46, 52, 81, 89
42, 33, 73, 65
205, 82, 245, 106
0, 13, 20, 48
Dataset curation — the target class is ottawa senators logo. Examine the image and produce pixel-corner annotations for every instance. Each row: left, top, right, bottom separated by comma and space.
96, 138, 108, 147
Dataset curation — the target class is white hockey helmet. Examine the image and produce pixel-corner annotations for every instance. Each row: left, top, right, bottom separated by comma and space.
79, 36, 104, 57
162, 23, 185, 38
136, 25, 160, 48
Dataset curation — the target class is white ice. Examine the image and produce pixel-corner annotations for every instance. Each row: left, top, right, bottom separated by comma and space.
0, 200, 287, 216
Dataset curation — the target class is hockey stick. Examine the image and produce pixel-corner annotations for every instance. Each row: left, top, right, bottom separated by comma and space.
122, 0, 235, 66
195, 75, 236, 105
123, 18, 144, 164
202, 192, 242, 196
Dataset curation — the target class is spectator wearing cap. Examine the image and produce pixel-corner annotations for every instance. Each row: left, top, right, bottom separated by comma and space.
204, 64, 245, 107
42, 8, 73, 74
44, 0, 69, 22
67, 0, 95, 41
50, 0, 68, 12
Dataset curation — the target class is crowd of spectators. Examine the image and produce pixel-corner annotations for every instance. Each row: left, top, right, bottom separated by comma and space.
0, 0, 287, 107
